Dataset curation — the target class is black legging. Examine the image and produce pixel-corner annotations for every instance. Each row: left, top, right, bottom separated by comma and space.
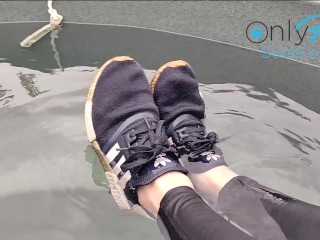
238, 176, 320, 240
157, 177, 320, 240
158, 186, 255, 240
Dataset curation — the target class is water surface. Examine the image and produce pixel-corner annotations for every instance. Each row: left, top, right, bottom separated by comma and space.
1, 23, 319, 240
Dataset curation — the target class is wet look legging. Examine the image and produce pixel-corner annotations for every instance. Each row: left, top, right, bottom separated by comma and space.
157, 178, 320, 240
238, 176, 320, 240
158, 186, 255, 240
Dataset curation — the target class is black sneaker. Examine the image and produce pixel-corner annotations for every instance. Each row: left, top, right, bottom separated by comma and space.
150, 62, 289, 240
150, 60, 227, 174
85, 56, 187, 218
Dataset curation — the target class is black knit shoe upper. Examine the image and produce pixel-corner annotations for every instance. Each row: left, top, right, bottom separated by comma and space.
152, 61, 227, 172
152, 63, 205, 124
92, 59, 158, 148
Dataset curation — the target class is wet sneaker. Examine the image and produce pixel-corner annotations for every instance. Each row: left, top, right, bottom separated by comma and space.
150, 60, 227, 199
85, 56, 186, 219
150, 62, 288, 240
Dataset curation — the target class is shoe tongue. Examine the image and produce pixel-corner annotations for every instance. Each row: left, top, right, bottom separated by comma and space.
172, 118, 205, 145
174, 118, 205, 138
124, 118, 160, 147
174, 119, 203, 131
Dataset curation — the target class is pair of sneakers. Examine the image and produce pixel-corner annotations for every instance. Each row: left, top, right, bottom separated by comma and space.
85, 56, 226, 218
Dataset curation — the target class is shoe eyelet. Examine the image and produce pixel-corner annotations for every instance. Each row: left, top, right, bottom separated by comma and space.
129, 129, 135, 138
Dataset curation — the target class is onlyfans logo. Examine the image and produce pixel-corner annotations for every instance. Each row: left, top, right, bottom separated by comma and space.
246, 14, 320, 60
246, 14, 320, 45
296, 14, 320, 44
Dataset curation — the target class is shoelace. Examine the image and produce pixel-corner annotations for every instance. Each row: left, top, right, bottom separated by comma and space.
117, 118, 174, 175
173, 123, 218, 160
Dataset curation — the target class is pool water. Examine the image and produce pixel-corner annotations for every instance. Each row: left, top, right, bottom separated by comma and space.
1, 23, 319, 240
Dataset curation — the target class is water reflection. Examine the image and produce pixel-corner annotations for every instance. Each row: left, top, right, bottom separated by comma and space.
85, 145, 109, 189
0, 84, 14, 105
202, 83, 320, 203
18, 72, 50, 97
202, 84, 320, 167
50, 27, 64, 71
207, 85, 312, 122
0, 189, 160, 240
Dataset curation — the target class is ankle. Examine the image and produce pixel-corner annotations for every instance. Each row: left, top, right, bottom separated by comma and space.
137, 171, 193, 214
188, 166, 238, 202
207, 166, 239, 194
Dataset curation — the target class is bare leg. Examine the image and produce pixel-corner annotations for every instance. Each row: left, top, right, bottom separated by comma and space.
188, 165, 238, 202
137, 171, 193, 215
